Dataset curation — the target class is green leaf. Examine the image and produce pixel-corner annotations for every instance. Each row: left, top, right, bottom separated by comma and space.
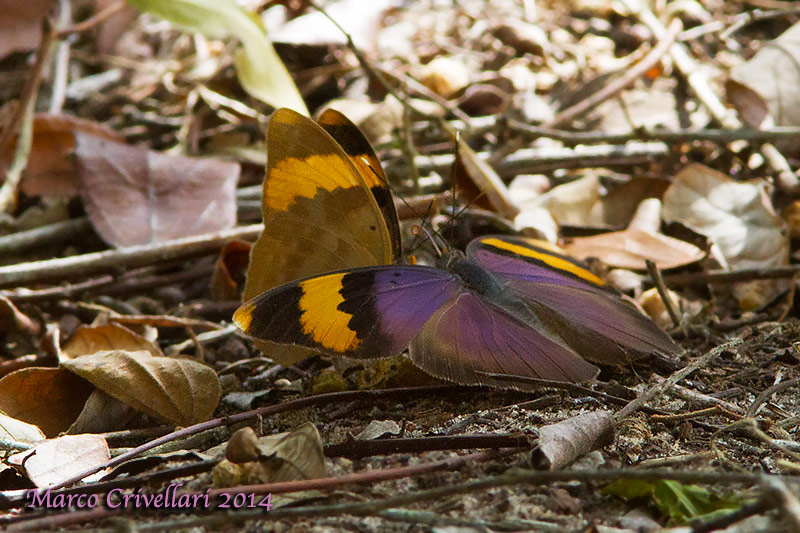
603, 479, 744, 525
127, 0, 308, 115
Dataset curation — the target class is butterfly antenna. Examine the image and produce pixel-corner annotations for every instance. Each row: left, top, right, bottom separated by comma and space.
448, 132, 460, 243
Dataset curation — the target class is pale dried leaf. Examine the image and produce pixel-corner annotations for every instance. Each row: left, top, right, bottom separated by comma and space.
8, 434, 109, 487
532, 411, 614, 470
355, 420, 401, 441
727, 21, 800, 155
61, 350, 221, 426
74, 133, 240, 247
0, 412, 45, 443
661, 164, 789, 270
1, 113, 124, 199
214, 423, 327, 487
565, 228, 704, 270
0, 368, 94, 437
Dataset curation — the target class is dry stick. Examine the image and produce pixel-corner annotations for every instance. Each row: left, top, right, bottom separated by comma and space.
488, 19, 680, 165
645, 258, 681, 328
507, 122, 800, 145
619, 0, 799, 193
49, 0, 71, 114
0, 224, 262, 287
0, 217, 92, 256
549, 19, 682, 127
662, 264, 800, 286
0, 19, 55, 213
614, 338, 742, 423
417, 141, 668, 177
45, 385, 465, 490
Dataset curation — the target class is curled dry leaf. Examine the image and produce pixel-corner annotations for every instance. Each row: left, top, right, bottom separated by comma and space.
214, 422, 326, 487
0, 295, 39, 335
8, 434, 109, 487
0, 368, 94, 437
61, 350, 222, 427
74, 133, 240, 247
564, 199, 705, 270
210, 240, 252, 301
662, 164, 789, 271
0, 114, 123, 199
455, 139, 519, 219
66, 389, 137, 435
61, 323, 161, 360
0, 412, 45, 443
225, 427, 261, 464
531, 410, 615, 470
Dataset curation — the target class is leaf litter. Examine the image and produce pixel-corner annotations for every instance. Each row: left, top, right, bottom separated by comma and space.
0, 0, 799, 531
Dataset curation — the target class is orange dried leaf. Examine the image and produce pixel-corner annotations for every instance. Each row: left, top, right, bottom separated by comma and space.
62, 323, 161, 359
0, 368, 94, 437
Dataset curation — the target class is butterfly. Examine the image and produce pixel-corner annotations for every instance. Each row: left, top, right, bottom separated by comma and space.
235, 108, 679, 386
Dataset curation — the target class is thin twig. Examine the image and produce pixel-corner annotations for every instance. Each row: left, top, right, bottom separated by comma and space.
614, 338, 742, 422
645, 258, 681, 328
49, 0, 72, 114
0, 224, 262, 288
0, 19, 55, 213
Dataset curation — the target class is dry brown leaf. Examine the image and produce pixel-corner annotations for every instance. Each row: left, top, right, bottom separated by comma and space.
74, 133, 240, 247
61, 350, 221, 426
0, 368, 94, 437
0, 0, 57, 60
565, 228, 704, 271
455, 139, 519, 219
8, 434, 109, 487
2, 114, 124, 199
61, 323, 161, 360
565, 199, 705, 270
662, 164, 789, 270
531, 411, 614, 470
214, 422, 327, 487
210, 240, 252, 301
0, 412, 45, 443
66, 389, 137, 434
225, 427, 261, 464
